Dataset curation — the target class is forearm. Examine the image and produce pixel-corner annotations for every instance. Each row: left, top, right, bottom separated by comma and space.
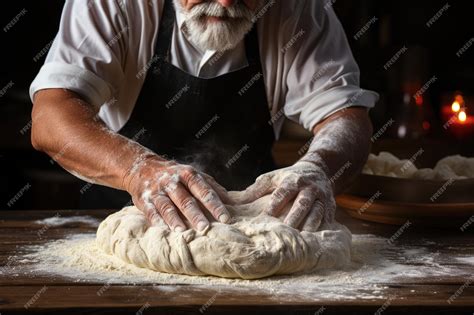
300, 107, 373, 194
31, 89, 164, 191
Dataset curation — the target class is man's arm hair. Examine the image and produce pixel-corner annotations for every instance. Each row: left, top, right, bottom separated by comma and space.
31, 88, 159, 191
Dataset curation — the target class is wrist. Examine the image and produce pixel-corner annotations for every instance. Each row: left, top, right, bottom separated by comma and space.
296, 152, 330, 179
122, 152, 173, 193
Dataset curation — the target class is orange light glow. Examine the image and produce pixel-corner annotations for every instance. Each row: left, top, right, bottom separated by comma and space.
458, 111, 467, 123
451, 101, 461, 112
455, 94, 465, 105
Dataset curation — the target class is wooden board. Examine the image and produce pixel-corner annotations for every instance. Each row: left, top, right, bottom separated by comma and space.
0, 209, 474, 314
337, 194, 474, 226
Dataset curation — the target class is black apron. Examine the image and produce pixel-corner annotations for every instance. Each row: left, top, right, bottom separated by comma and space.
81, 0, 275, 209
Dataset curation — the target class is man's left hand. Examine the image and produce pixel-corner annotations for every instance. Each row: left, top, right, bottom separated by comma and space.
237, 161, 335, 231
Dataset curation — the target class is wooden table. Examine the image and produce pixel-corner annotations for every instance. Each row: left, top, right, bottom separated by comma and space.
1, 209, 473, 314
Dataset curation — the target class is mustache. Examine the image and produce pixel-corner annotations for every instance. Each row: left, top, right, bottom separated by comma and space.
186, 1, 254, 20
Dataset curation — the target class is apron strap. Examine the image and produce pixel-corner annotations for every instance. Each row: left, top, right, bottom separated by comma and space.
155, 0, 176, 61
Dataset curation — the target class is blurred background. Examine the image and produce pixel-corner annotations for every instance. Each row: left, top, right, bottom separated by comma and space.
0, 0, 473, 210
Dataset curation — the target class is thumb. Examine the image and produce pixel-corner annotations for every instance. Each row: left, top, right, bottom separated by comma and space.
233, 173, 274, 204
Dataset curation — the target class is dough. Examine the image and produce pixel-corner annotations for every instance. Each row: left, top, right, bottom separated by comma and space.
363, 152, 417, 178
363, 152, 474, 180
412, 155, 474, 180
96, 193, 352, 279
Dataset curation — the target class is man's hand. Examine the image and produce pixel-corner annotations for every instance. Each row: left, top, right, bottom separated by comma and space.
125, 156, 232, 232
237, 161, 335, 231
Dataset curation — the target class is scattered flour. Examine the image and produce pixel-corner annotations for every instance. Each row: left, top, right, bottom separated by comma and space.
34, 216, 100, 227
6, 232, 471, 301
456, 256, 474, 265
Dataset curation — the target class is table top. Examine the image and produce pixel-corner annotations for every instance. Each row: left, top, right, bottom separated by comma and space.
0, 208, 473, 314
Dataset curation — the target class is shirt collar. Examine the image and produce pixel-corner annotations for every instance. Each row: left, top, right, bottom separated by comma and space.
175, 8, 187, 32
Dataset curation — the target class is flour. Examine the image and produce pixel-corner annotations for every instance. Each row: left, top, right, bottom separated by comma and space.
11, 232, 472, 301
35, 216, 100, 227
456, 257, 474, 265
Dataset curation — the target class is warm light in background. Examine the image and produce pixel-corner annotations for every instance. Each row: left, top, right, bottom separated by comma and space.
451, 101, 461, 112
458, 111, 467, 123
415, 95, 423, 106
455, 94, 465, 105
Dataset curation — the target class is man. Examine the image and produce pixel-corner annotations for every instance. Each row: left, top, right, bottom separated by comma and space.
30, 0, 378, 233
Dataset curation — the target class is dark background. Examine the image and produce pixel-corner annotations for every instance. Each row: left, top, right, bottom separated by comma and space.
0, 0, 473, 210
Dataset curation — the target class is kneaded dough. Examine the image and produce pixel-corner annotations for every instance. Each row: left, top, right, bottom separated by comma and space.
412, 155, 474, 180
363, 152, 474, 180
96, 193, 352, 279
363, 152, 417, 178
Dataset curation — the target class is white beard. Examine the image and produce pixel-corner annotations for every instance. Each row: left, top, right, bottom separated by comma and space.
173, 0, 263, 51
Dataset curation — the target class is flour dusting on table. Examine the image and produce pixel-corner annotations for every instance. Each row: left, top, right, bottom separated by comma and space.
34, 216, 100, 227
8, 232, 473, 301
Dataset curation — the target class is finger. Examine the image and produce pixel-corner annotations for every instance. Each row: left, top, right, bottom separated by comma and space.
266, 183, 298, 217
152, 194, 186, 232
284, 189, 316, 228
301, 200, 324, 232
133, 196, 164, 226
322, 195, 336, 224
200, 173, 232, 204
165, 182, 210, 232
184, 173, 231, 224
238, 174, 273, 204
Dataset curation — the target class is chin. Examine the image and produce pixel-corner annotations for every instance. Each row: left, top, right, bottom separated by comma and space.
184, 17, 254, 51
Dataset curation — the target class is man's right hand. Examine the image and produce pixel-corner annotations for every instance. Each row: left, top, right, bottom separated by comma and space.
124, 155, 232, 232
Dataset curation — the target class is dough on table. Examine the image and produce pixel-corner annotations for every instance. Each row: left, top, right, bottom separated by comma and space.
96, 193, 352, 280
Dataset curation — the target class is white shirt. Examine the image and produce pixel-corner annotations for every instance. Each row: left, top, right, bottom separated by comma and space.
30, 0, 379, 138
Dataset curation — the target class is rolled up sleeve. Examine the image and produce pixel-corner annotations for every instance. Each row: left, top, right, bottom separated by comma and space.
283, 0, 379, 131
29, 0, 128, 107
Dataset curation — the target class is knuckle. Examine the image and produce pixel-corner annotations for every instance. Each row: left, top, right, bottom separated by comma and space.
273, 188, 288, 201
160, 205, 175, 218
295, 176, 307, 186
297, 197, 313, 209
180, 166, 197, 180
145, 210, 160, 222
179, 197, 196, 210
189, 212, 204, 225
200, 189, 216, 202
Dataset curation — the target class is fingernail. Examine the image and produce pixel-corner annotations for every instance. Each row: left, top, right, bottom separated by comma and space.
196, 221, 208, 232
218, 214, 230, 223
174, 226, 185, 232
